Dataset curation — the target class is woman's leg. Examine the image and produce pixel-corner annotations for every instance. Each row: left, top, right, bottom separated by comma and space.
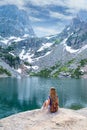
42, 100, 48, 108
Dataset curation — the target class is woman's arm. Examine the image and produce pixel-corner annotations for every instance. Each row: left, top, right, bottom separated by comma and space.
43, 98, 50, 109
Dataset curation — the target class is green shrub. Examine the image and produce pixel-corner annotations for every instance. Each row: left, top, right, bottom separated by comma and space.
0, 66, 11, 76
24, 61, 32, 66
54, 39, 61, 44
52, 71, 60, 78
80, 59, 87, 66
30, 69, 51, 77
71, 66, 82, 78
59, 66, 69, 72
37, 69, 51, 77
67, 59, 75, 65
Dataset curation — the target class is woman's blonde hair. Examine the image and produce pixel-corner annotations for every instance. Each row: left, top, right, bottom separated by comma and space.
50, 87, 57, 99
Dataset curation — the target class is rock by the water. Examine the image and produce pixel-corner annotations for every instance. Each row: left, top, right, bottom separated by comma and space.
0, 108, 87, 130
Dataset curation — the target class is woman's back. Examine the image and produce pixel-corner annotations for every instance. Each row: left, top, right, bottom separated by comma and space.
49, 95, 58, 113
49, 88, 58, 113
42, 87, 59, 113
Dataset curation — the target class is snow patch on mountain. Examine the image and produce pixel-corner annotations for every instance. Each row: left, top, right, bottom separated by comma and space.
33, 51, 52, 62
64, 43, 87, 54
19, 49, 34, 63
67, 27, 70, 31
61, 37, 79, 54
64, 44, 79, 53
61, 38, 68, 45
37, 42, 53, 52
0, 38, 9, 45
9, 52, 16, 57
16, 68, 22, 74
32, 66, 39, 70
19, 49, 25, 58
45, 51, 52, 56
46, 34, 58, 40
0, 35, 30, 45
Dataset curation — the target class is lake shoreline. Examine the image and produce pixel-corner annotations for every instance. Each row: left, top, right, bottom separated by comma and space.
0, 74, 9, 78
0, 108, 87, 130
81, 74, 87, 79
0, 73, 87, 79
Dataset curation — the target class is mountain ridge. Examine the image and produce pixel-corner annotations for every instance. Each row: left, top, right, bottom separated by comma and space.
0, 8, 87, 78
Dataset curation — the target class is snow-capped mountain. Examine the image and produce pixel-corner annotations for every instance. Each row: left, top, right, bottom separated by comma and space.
0, 14, 87, 77
0, 5, 35, 37
21, 17, 87, 74
10, 17, 87, 71
60, 17, 87, 49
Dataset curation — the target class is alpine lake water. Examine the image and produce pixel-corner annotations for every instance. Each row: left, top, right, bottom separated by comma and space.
0, 76, 87, 119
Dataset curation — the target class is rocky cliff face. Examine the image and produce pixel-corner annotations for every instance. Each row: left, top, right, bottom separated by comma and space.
27, 17, 87, 76
66, 17, 87, 49
0, 5, 35, 37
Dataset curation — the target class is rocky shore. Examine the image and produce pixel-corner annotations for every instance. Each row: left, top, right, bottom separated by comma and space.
0, 108, 87, 130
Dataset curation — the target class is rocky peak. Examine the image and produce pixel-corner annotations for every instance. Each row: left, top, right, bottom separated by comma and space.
71, 16, 82, 28
0, 5, 35, 37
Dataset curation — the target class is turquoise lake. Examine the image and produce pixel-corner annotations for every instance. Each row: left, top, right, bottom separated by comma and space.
0, 77, 87, 118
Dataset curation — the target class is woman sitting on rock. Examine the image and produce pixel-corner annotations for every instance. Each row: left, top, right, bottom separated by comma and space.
42, 87, 59, 113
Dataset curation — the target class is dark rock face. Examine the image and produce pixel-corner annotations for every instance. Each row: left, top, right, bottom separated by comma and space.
66, 17, 87, 49
0, 5, 35, 37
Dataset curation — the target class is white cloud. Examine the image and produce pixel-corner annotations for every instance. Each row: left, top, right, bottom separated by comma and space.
65, 8, 78, 15
29, 0, 87, 11
33, 26, 63, 37
0, 0, 25, 9
29, 16, 42, 22
49, 11, 75, 20
29, 0, 65, 7
0, 0, 65, 8
0, 0, 87, 37
0, 0, 87, 11
1, 0, 87, 12
65, 0, 87, 11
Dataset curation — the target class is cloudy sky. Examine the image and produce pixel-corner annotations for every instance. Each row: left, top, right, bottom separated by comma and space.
0, 0, 87, 37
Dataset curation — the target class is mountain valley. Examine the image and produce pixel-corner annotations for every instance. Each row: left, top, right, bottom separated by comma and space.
0, 5, 87, 78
